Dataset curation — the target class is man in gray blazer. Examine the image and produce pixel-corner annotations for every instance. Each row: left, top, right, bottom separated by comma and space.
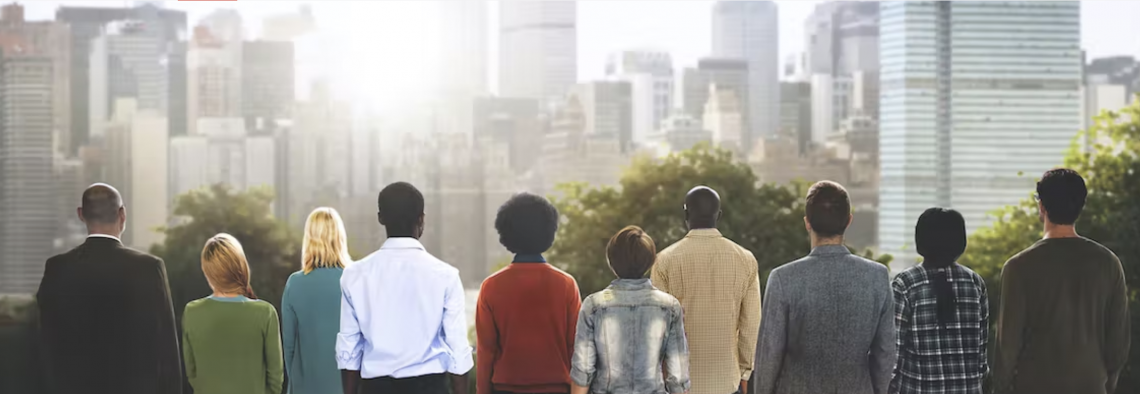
753, 181, 895, 394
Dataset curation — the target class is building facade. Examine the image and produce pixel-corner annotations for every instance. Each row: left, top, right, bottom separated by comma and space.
569, 81, 634, 153
606, 50, 674, 147
499, 1, 577, 102
878, 1, 1082, 267
242, 40, 294, 125
713, 0, 779, 145
88, 20, 171, 139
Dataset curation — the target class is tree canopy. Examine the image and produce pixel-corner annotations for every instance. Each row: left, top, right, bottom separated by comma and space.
151, 185, 301, 321
546, 144, 886, 296
959, 97, 1140, 392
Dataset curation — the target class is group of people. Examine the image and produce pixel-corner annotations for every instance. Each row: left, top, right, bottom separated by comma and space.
33, 168, 1129, 394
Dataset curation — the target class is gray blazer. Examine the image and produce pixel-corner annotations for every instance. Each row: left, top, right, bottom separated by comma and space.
753, 245, 896, 394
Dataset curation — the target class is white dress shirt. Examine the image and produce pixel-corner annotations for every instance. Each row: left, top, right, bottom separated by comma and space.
336, 237, 474, 378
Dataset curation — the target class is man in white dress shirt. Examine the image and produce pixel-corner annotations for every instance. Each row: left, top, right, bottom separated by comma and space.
337, 182, 473, 394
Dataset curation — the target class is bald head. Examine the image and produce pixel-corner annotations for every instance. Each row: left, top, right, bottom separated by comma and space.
684, 186, 721, 229
80, 183, 124, 227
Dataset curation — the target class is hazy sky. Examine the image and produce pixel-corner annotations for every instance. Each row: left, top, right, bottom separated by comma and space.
21, 1, 1140, 105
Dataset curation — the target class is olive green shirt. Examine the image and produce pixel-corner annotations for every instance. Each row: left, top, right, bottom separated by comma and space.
182, 296, 284, 394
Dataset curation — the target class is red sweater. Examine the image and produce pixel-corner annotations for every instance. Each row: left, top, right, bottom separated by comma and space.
476, 262, 581, 394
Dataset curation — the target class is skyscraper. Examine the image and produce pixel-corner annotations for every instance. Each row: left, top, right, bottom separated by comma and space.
713, 0, 778, 147
187, 23, 243, 134
569, 81, 634, 153
439, 1, 488, 96
878, 1, 1082, 267
499, 1, 577, 102
0, 55, 56, 294
57, 4, 186, 155
0, 4, 70, 155
242, 41, 294, 125
101, 98, 168, 250
681, 58, 749, 129
606, 50, 674, 147
88, 20, 171, 138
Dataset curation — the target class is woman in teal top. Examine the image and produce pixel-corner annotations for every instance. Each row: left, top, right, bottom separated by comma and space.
183, 233, 285, 394
281, 208, 353, 394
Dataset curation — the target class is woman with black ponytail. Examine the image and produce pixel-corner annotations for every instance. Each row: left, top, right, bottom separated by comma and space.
889, 208, 989, 394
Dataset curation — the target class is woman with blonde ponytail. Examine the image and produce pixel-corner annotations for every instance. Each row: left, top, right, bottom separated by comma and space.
281, 208, 353, 394
181, 233, 285, 394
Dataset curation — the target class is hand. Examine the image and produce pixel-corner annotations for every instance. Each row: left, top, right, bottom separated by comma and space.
740, 379, 749, 394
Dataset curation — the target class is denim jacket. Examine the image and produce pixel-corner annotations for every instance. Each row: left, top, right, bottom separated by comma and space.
570, 279, 691, 394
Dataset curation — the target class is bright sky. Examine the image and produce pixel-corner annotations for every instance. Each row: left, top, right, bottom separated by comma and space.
22, 0, 1140, 108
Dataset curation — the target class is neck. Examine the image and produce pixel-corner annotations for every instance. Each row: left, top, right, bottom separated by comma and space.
386, 233, 418, 240
1043, 223, 1079, 239
811, 235, 844, 249
87, 228, 119, 238
688, 222, 716, 230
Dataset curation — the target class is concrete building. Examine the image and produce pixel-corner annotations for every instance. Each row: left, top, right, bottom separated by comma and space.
170, 117, 276, 200
568, 81, 634, 153
811, 73, 853, 146
57, 3, 186, 155
260, 5, 316, 42
682, 58, 749, 128
878, 1, 1083, 267
88, 20, 171, 139
439, 1, 488, 96
538, 96, 629, 198
704, 86, 745, 154
242, 40, 294, 125
1086, 56, 1139, 102
101, 99, 168, 250
280, 83, 353, 226
645, 112, 711, 156
804, 2, 879, 76
606, 50, 674, 147
473, 96, 543, 173
779, 81, 812, 154
0, 54, 55, 294
187, 25, 243, 134
713, 1, 779, 143
0, 4, 70, 157
52, 156, 87, 255
499, 1, 577, 102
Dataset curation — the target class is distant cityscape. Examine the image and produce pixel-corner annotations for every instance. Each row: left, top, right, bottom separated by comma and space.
0, 1, 1137, 295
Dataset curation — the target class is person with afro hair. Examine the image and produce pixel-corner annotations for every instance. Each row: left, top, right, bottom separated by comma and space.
475, 192, 581, 394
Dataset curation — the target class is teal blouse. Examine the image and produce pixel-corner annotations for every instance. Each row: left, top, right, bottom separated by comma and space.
281, 268, 344, 394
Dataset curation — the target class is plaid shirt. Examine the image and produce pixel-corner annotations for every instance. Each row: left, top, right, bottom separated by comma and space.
890, 264, 989, 394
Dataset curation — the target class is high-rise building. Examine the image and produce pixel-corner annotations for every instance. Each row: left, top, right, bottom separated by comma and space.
810, 73, 852, 145
569, 81, 633, 153
713, 0, 778, 145
1085, 56, 1139, 103
242, 41, 294, 125
704, 86, 744, 153
473, 96, 543, 173
499, 1, 577, 101
0, 54, 55, 294
779, 81, 812, 154
170, 117, 277, 199
281, 82, 352, 226
88, 20, 171, 139
681, 58, 749, 132
539, 96, 628, 198
101, 98, 168, 250
804, 2, 879, 76
606, 50, 674, 147
645, 112, 711, 156
878, 1, 1082, 267
187, 25, 243, 134
0, 4, 70, 156
260, 5, 316, 42
57, 4, 186, 155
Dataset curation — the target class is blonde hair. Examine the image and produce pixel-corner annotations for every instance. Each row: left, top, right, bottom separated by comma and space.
201, 233, 257, 299
302, 207, 352, 274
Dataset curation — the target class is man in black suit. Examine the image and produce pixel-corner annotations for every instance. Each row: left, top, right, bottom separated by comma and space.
36, 183, 182, 394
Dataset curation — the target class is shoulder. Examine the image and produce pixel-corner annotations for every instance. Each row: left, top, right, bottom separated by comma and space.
892, 265, 925, 290
546, 263, 579, 286
650, 289, 683, 310
1003, 240, 1048, 270
1080, 237, 1122, 262
182, 297, 212, 316
252, 299, 279, 317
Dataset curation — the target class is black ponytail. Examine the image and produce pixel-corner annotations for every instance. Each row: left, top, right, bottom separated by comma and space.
915, 208, 967, 328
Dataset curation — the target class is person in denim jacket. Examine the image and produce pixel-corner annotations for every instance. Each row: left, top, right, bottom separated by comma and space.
570, 226, 691, 394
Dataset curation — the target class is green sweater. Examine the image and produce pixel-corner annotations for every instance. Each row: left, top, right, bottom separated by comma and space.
182, 296, 284, 394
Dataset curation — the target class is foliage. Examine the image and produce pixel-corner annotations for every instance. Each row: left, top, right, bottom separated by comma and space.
959, 97, 1140, 391
547, 144, 888, 296
151, 185, 301, 321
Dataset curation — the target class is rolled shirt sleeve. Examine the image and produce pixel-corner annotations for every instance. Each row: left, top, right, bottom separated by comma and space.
443, 272, 474, 374
336, 278, 365, 371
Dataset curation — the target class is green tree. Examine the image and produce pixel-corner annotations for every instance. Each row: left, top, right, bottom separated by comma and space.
151, 185, 301, 321
959, 97, 1140, 391
548, 144, 888, 296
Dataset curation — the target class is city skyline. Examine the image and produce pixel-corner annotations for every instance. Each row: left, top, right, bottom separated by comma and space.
21, 1, 1140, 109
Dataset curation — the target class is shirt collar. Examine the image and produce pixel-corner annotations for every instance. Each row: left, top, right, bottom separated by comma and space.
208, 295, 251, 302
609, 278, 655, 291
380, 237, 425, 250
809, 244, 851, 256
87, 233, 122, 243
512, 254, 546, 263
685, 228, 722, 238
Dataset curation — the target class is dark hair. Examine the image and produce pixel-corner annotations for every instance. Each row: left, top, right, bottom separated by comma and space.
494, 192, 559, 254
377, 182, 424, 236
684, 186, 721, 228
805, 181, 851, 238
915, 207, 967, 328
1036, 168, 1086, 225
606, 226, 657, 279
81, 183, 123, 225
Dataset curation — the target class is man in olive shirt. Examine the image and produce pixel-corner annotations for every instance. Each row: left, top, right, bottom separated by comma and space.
995, 169, 1130, 394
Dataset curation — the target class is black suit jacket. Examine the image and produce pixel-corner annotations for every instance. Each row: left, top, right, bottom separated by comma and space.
36, 236, 182, 394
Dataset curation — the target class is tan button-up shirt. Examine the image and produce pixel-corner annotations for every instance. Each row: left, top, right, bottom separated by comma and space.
651, 228, 762, 394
